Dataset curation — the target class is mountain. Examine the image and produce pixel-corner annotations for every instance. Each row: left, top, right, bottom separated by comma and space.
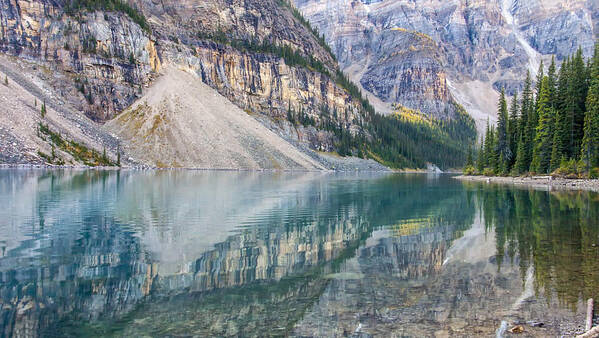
292, 0, 597, 132
0, 0, 475, 169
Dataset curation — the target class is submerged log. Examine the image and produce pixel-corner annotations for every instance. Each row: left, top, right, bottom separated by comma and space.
577, 326, 599, 338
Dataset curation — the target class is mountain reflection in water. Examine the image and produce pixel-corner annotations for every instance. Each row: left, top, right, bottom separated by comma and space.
0, 170, 597, 337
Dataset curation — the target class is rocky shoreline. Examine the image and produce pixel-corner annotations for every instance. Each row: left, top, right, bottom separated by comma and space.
455, 175, 599, 192
0, 157, 391, 172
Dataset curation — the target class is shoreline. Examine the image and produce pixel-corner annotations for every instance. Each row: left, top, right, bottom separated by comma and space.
455, 175, 599, 192
0, 163, 392, 173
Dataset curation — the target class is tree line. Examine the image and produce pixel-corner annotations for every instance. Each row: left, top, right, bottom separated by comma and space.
64, 0, 150, 32
467, 43, 599, 178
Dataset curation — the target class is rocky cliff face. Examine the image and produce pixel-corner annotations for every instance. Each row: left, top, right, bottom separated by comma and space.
293, 0, 597, 130
0, 0, 160, 121
0, 0, 371, 157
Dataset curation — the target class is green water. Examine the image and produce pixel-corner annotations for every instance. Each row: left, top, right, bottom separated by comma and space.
0, 170, 597, 337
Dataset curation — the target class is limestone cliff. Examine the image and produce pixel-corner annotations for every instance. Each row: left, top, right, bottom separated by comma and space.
293, 0, 597, 130
0, 0, 373, 162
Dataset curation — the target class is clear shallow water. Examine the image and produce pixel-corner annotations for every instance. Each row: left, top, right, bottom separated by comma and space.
0, 170, 597, 337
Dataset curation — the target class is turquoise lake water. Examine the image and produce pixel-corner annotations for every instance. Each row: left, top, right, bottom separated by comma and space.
0, 170, 597, 337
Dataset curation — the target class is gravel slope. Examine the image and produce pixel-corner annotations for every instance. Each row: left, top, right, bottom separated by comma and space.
0, 58, 389, 171
105, 66, 327, 170
0, 55, 121, 165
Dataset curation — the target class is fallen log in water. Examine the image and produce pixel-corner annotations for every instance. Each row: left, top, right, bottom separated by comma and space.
577, 326, 599, 338
578, 299, 597, 338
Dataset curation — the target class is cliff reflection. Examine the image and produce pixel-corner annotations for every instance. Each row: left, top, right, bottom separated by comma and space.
0, 171, 472, 337
2, 171, 595, 337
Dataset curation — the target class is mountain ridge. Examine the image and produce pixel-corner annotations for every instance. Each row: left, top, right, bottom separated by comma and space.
0, 0, 476, 169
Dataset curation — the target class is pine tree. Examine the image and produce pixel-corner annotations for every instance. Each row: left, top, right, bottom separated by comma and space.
477, 140, 485, 173
513, 133, 528, 175
551, 58, 570, 165
524, 72, 539, 169
534, 60, 545, 112
566, 47, 589, 157
546, 56, 557, 108
517, 72, 534, 170
550, 97, 568, 170
483, 123, 497, 173
530, 77, 555, 174
580, 42, 599, 170
41, 101, 47, 118
508, 91, 519, 168
466, 145, 473, 167
102, 148, 108, 165
549, 129, 562, 172
556, 57, 569, 113
495, 88, 510, 173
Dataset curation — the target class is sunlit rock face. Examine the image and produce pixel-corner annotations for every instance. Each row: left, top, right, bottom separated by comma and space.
292, 0, 596, 127
0, 0, 370, 151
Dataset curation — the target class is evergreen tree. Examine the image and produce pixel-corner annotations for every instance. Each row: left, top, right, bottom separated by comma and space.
3, 75, 7, 86
524, 72, 539, 169
549, 130, 563, 172
551, 58, 570, 165
556, 57, 569, 113
477, 140, 485, 173
41, 101, 47, 118
530, 77, 555, 174
495, 88, 510, 173
508, 91, 519, 168
513, 133, 528, 175
466, 145, 474, 167
566, 47, 589, 157
534, 60, 545, 112
517, 72, 534, 169
483, 123, 497, 173
580, 42, 599, 170
546, 56, 557, 108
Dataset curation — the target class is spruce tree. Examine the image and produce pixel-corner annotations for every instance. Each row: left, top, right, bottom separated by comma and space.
556, 57, 569, 113
518, 72, 533, 169
549, 129, 562, 172
466, 145, 473, 167
580, 42, 599, 170
477, 140, 485, 173
547, 56, 557, 108
508, 92, 519, 168
552, 58, 570, 164
534, 60, 545, 112
525, 72, 539, 169
513, 133, 528, 175
566, 47, 589, 157
530, 77, 555, 174
495, 88, 510, 173
490, 128, 498, 172
483, 125, 497, 173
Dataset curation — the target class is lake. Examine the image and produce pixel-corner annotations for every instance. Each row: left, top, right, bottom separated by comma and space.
0, 170, 597, 337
